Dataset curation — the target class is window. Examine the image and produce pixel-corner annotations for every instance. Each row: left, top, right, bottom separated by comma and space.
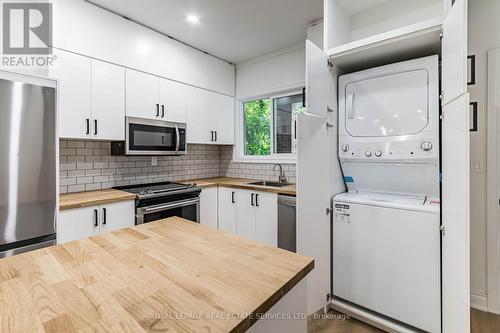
242, 91, 303, 159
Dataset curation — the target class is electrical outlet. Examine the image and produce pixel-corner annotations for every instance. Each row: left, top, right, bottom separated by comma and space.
151, 156, 158, 166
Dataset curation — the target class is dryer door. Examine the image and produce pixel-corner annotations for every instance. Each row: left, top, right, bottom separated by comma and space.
345, 69, 429, 137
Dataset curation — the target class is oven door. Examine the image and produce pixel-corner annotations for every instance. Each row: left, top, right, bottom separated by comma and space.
126, 117, 183, 155
136, 198, 200, 224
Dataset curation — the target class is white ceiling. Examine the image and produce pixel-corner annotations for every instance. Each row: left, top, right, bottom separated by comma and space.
87, 0, 323, 64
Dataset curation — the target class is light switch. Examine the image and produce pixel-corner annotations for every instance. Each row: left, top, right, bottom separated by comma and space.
151, 156, 158, 166
472, 160, 481, 170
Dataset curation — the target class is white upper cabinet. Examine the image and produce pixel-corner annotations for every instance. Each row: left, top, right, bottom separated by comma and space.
54, 0, 235, 96
325, 0, 448, 52
306, 40, 331, 117
126, 69, 188, 123
186, 86, 234, 145
126, 69, 160, 120
51, 49, 92, 139
91, 60, 125, 140
159, 78, 187, 123
324, 0, 450, 70
441, 0, 468, 105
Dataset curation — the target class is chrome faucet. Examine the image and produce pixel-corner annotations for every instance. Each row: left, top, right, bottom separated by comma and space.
273, 163, 287, 184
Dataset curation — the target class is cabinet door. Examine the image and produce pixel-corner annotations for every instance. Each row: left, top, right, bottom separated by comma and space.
236, 189, 256, 241
159, 78, 187, 123
125, 69, 159, 119
441, 94, 470, 333
254, 191, 278, 247
58, 206, 99, 244
186, 86, 216, 144
441, 0, 468, 105
91, 60, 125, 140
213, 94, 235, 144
218, 187, 237, 233
200, 187, 218, 229
100, 200, 135, 234
51, 49, 91, 139
305, 40, 330, 117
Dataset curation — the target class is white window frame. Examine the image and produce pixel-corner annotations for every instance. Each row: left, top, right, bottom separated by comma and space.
234, 89, 303, 164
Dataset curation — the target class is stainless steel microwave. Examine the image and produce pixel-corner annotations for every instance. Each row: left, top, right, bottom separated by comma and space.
111, 117, 187, 155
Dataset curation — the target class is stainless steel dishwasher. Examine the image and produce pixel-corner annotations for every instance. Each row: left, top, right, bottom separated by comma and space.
278, 195, 296, 252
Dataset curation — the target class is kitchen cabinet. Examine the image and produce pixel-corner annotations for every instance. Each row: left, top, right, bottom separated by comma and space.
51, 49, 126, 140
51, 49, 92, 139
126, 69, 187, 123
58, 200, 135, 244
186, 86, 234, 145
91, 59, 125, 140
236, 189, 277, 247
218, 187, 237, 234
159, 78, 187, 123
200, 187, 218, 229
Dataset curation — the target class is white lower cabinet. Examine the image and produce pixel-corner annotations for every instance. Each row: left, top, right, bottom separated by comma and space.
198, 186, 278, 246
200, 187, 218, 229
236, 189, 278, 247
58, 200, 135, 244
217, 187, 237, 233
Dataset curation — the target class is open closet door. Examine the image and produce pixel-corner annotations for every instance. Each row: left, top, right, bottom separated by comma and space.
298, 41, 334, 315
441, 0, 470, 332
441, 0, 468, 105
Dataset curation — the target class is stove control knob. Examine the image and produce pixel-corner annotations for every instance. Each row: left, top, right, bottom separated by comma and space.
365, 151, 372, 157
375, 150, 382, 157
341, 144, 349, 152
146, 189, 153, 194
420, 141, 433, 152
139, 190, 145, 195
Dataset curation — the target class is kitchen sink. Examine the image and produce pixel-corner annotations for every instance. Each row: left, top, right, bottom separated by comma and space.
247, 181, 290, 187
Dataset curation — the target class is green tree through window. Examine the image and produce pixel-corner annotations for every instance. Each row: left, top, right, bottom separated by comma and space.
244, 99, 271, 155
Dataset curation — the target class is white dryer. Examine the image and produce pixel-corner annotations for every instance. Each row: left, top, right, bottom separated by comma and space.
333, 56, 441, 333
338, 55, 440, 199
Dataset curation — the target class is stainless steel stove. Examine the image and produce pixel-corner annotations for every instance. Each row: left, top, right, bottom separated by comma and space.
114, 182, 201, 224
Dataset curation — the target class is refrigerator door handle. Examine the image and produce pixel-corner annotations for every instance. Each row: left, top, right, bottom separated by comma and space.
94, 209, 99, 227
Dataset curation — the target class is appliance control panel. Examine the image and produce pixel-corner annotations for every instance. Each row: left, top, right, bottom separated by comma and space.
339, 138, 439, 162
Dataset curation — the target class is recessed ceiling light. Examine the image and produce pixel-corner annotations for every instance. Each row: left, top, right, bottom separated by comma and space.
186, 14, 200, 25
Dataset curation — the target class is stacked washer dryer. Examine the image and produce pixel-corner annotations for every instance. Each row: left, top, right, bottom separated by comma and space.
333, 55, 441, 332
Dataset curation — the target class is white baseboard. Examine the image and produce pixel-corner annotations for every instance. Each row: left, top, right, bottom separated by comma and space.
470, 292, 488, 312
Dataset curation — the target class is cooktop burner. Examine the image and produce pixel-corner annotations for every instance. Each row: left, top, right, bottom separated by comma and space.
114, 182, 198, 197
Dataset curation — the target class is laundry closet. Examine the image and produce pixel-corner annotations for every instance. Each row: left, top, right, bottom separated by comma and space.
298, 0, 469, 332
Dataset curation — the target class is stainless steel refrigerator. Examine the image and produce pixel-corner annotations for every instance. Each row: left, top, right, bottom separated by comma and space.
0, 71, 57, 258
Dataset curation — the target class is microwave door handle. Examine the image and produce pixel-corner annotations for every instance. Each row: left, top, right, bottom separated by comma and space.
347, 93, 355, 119
175, 125, 180, 153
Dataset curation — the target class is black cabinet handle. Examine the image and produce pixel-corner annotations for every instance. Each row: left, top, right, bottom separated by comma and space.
210, 131, 214, 142
102, 208, 107, 225
86, 119, 90, 135
161, 105, 165, 117
231, 191, 235, 204
251, 193, 254, 206
214, 131, 217, 142
255, 193, 259, 207
294, 120, 297, 139
93, 209, 98, 227
94, 119, 98, 135
156, 104, 160, 117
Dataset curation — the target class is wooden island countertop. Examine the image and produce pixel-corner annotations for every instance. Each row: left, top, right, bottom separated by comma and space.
0, 217, 313, 332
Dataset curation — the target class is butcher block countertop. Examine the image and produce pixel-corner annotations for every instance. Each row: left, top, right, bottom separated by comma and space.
59, 189, 136, 211
182, 177, 297, 196
0, 217, 314, 333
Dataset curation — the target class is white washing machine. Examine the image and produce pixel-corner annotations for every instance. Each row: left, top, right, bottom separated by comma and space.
333, 55, 441, 332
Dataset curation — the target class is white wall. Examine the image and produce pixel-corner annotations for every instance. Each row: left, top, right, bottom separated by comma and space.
235, 43, 305, 99
468, 0, 500, 308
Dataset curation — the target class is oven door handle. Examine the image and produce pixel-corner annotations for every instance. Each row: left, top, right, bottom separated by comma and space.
142, 198, 200, 214
175, 125, 180, 154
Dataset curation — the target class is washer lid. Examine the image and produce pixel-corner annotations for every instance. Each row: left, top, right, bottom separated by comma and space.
333, 192, 440, 214
345, 69, 429, 137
